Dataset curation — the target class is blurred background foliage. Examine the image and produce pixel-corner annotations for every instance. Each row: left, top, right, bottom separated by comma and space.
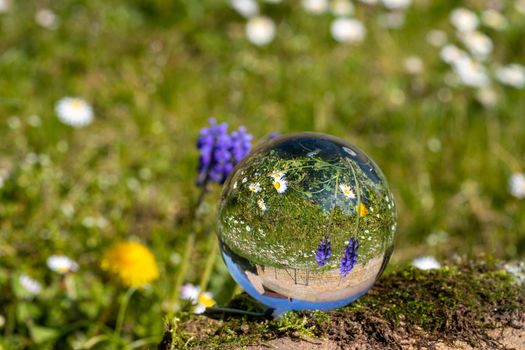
0, 0, 524, 348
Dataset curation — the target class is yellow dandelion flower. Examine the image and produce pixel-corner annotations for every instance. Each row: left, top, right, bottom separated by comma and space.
101, 241, 159, 287
356, 203, 368, 217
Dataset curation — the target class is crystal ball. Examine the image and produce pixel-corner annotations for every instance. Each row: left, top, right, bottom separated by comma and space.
217, 133, 396, 313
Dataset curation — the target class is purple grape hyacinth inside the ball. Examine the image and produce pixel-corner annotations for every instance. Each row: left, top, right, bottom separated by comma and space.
196, 118, 253, 186
340, 238, 358, 277
315, 237, 332, 266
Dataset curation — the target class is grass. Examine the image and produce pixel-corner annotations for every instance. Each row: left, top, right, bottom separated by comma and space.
0, 0, 524, 348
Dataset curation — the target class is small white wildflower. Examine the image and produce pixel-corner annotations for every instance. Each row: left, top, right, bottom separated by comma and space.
339, 184, 356, 199
19, 274, 42, 296
403, 56, 423, 75
47, 255, 79, 274
516, 0, 525, 15
495, 64, 525, 88
331, 0, 354, 16
270, 171, 285, 181
273, 177, 288, 193
475, 87, 498, 108
230, 0, 258, 18
246, 16, 276, 46
55, 97, 94, 128
0, 0, 10, 14
452, 56, 489, 88
242, 177, 248, 183
27, 115, 42, 127
257, 198, 267, 211
301, 0, 328, 14
382, 0, 411, 10
509, 173, 525, 199
35, 8, 57, 29
7, 116, 21, 129
460, 31, 493, 60
248, 182, 262, 193
412, 256, 441, 270
440, 44, 467, 64
450, 8, 478, 33
481, 9, 507, 31
331, 18, 366, 44
427, 137, 442, 153
426, 29, 447, 47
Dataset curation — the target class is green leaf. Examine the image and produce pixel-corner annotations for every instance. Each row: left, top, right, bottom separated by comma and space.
28, 323, 60, 344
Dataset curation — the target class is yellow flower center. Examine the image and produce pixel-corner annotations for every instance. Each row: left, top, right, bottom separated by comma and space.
71, 100, 83, 109
274, 181, 281, 190
198, 294, 215, 308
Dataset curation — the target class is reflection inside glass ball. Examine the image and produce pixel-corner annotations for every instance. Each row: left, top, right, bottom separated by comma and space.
217, 133, 396, 313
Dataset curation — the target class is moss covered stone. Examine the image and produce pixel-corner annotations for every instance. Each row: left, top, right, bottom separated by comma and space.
158, 260, 524, 349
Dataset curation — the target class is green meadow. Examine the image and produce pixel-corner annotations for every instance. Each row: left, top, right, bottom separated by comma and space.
0, 0, 524, 348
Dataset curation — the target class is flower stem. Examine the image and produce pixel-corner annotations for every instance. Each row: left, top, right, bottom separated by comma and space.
115, 287, 136, 338
198, 235, 219, 297
169, 184, 209, 316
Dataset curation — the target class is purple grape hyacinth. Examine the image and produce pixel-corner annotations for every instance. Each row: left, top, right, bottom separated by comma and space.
196, 118, 253, 186
315, 237, 332, 266
340, 238, 358, 277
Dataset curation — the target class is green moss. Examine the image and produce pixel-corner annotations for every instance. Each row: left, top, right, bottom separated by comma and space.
159, 261, 524, 349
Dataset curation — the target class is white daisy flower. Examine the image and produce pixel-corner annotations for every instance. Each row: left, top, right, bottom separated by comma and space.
475, 87, 498, 108
382, 0, 411, 10
460, 31, 493, 61
481, 10, 507, 31
440, 44, 467, 64
230, 0, 258, 18
248, 182, 262, 193
0, 0, 10, 14
452, 56, 489, 88
180, 283, 215, 314
270, 171, 285, 181
46, 255, 79, 274
426, 29, 447, 47
331, 0, 354, 16
301, 0, 328, 14
180, 283, 199, 300
403, 56, 423, 75
19, 274, 42, 296
495, 64, 525, 89
450, 8, 478, 33
257, 199, 267, 211
339, 184, 356, 199
412, 256, 441, 270
273, 177, 288, 193
509, 173, 525, 199
331, 18, 366, 44
55, 97, 94, 128
246, 16, 276, 46
517, 0, 525, 15
242, 177, 248, 183
35, 8, 57, 29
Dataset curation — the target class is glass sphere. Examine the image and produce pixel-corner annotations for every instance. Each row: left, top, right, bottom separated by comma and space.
217, 133, 396, 313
